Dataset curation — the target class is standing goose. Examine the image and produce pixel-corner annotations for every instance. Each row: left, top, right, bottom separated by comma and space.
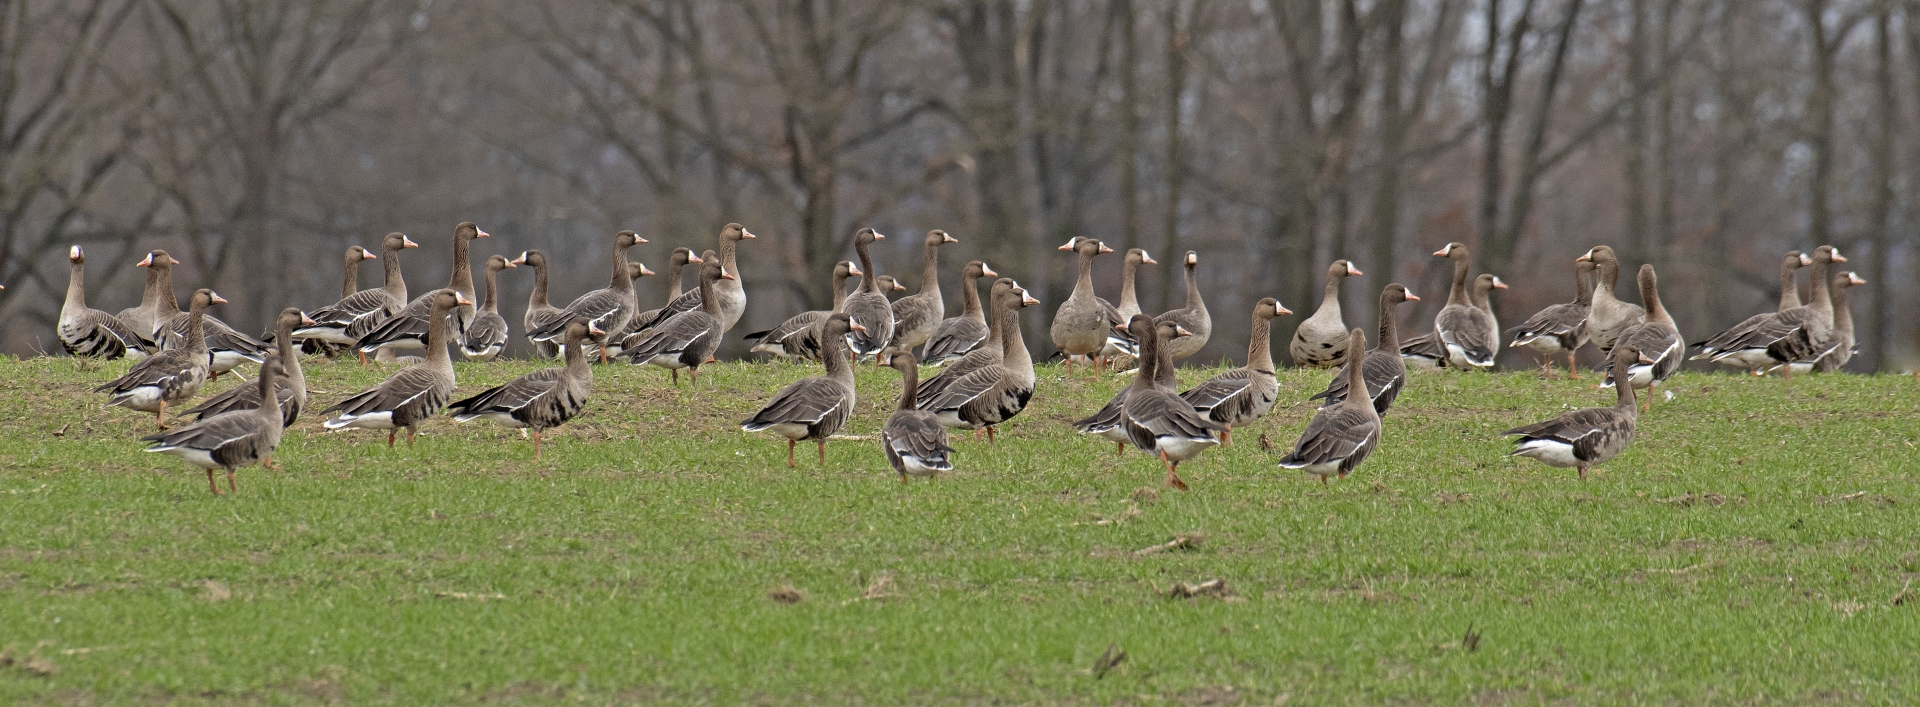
1180, 298, 1292, 445
116, 250, 178, 338
1097, 249, 1157, 364
299, 243, 381, 356
916, 280, 1015, 418
1601, 265, 1683, 408
511, 250, 564, 359
1289, 259, 1364, 368
1153, 251, 1212, 361
1704, 245, 1845, 379
1575, 245, 1645, 357
1509, 258, 1596, 376
882, 229, 959, 363
1075, 308, 1182, 455
1430, 241, 1501, 370
461, 254, 517, 361
1507, 345, 1643, 480
59, 245, 155, 360
449, 318, 599, 459
355, 222, 491, 356
740, 313, 864, 467
97, 289, 224, 428
183, 308, 314, 429
526, 231, 646, 361
324, 289, 472, 447
1120, 316, 1224, 490
1311, 284, 1419, 416
921, 260, 997, 365
881, 353, 954, 481
628, 247, 700, 344
841, 228, 895, 361
1278, 328, 1380, 485
145, 257, 270, 377
144, 352, 288, 495
1050, 237, 1121, 370
917, 279, 1040, 442
1692, 250, 1812, 372
295, 233, 418, 363
745, 260, 858, 360
1811, 272, 1865, 373
710, 223, 754, 332
622, 259, 732, 384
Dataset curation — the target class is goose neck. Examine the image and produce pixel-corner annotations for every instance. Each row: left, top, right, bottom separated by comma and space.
482, 266, 501, 312
1574, 268, 1594, 306
65, 260, 87, 310
528, 259, 549, 309
1377, 295, 1401, 352
1446, 257, 1470, 306
855, 238, 879, 294
382, 247, 407, 300
895, 364, 919, 411
959, 271, 983, 317
610, 242, 634, 292
1777, 259, 1802, 310
449, 233, 476, 298
341, 257, 360, 299
665, 258, 686, 300
1184, 261, 1205, 312
1118, 260, 1141, 313
920, 241, 943, 296
1247, 314, 1275, 373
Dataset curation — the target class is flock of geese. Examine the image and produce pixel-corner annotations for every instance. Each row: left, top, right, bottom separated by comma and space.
52, 221, 1866, 494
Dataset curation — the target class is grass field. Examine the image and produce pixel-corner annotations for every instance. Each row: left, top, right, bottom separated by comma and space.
0, 352, 1917, 704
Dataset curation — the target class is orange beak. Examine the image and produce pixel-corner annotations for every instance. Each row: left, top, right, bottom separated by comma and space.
1404, 293, 1422, 302
402, 236, 420, 249
1140, 254, 1158, 265
720, 272, 737, 281
137, 253, 153, 267
455, 292, 475, 306
847, 264, 862, 276
941, 233, 958, 244
302, 314, 318, 326
1432, 246, 1451, 257
1098, 243, 1114, 254
740, 229, 757, 240
1347, 266, 1364, 276
687, 253, 704, 264
639, 264, 655, 277
209, 293, 229, 305
1276, 303, 1294, 315
980, 263, 997, 277
510, 253, 529, 266
474, 228, 491, 238
848, 322, 868, 333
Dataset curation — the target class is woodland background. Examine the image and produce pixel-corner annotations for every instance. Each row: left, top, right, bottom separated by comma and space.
2, 0, 1915, 370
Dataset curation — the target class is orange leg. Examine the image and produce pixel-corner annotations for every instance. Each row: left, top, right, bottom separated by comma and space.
1319, 474, 1329, 486
205, 469, 223, 494
817, 440, 828, 466
1116, 441, 1126, 456
533, 428, 544, 460
154, 401, 169, 430
786, 439, 797, 468
262, 455, 280, 470
1161, 452, 1190, 491
986, 426, 997, 444
226, 470, 237, 494
689, 368, 700, 386
406, 427, 418, 447
1220, 426, 1233, 447
1578, 464, 1587, 481
387, 430, 397, 448
671, 369, 680, 386
358, 350, 368, 366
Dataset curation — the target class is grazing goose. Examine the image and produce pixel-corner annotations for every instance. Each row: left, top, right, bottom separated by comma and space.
1154, 251, 1212, 361
183, 308, 313, 428
526, 231, 646, 361
622, 259, 732, 384
922, 260, 997, 365
449, 318, 598, 459
1506, 345, 1642, 480
628, 247, 700, 347
741, 313, 863, 467
881, 353, 954, 481
1509, 258, 1596, 377
1180, 297, 1292, 445
325, 289, 472, 447
1051, 237, 1122, 370
116, 250, 178, 339
1312, 284, 1419, 416
511, 250, 563, 359
1289, 259, 1364, 368
1120, 316, 1223, 490
1430, 242, 1502, 370
882, 229, 959, 363
1576, 245, 1645, 357
144, 352, 288, 495
295, 233, 417, 363
97, 289, 224, 428
1702, 245, 1845, 379
1278, 328, 1380, 485
1811, 272, 1865, 373
746, 260, 858, 360
1692, 250, 1810, 373
355, 222, 491, 357
1601, 265, 1683, 407
461, 254, 517, 361
143, 257, 269, 378
917, 279, 1040, 442
841, 228, 896, 361
59, 246, 155, 360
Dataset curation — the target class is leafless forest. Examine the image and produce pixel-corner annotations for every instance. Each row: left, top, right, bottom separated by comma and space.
3, 0, 1915, 369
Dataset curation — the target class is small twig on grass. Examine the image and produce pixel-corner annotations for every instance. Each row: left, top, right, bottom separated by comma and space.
1093, 643, 1126, 679
1462, 622, 1482, 652
433, 591, 505, 601
841, 572, 900, 605
1817, 491, 1869, 504
1135, 532, 1203, 556
1892, 580, 1915, 607
1166, 579, 1233, 599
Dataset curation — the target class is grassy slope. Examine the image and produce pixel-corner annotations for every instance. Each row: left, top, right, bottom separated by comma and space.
0, 353, 1916, 704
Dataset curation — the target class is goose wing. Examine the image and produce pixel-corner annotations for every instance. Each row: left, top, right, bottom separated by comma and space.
622, 311, 716, 361
530, 289, 630, 342
1435, 305, 1496, 366
1179, 369, 1254, 415
883, 410, 955, 470
922, 316, 988, 364
623, 289, 701, 339
448, 369, 561, 420
740, 377, 851, 429
1277, 406, 1378, 468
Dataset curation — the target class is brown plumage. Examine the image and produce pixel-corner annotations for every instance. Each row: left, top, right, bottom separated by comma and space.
98, 289, 225, 428
916, 279, 1039, 443
298, 233, 418, 362
1181, 297, 1292, 445
841, 228, 895, 360
1576, 245, 1646, 356
325, 289, 472, 447
622, 259, 732, 384
1051, 236, 1119, 368
1153, 251, 1211, 361
1507, 345, 1643, 480
512, 250, 565, 359
1509, 258, 1596, 377
145, 352, 289, 494
1812, 271, 1865, 373
1120, 316, 1223, 490
1428, 243, 1501, 370
881, 353, 954, 480
59, 245, 155, 360
884, 229, 958, 363
1701, 245, 1846, 378
923, 260, 998, 365
184, 308, 314, 428
527, 231, 645, 361
1691, 250, 1808, 372
461, 254, 517, 361
449, 318, 599, 459
746, 260, 856, 361
1279, 329, 1380, 484
356, 223, 490, 356
1602, 265, 1684, 407
741, 313, 863, 467
1289, 259, 1364, 368
1313, 284, 1419, 416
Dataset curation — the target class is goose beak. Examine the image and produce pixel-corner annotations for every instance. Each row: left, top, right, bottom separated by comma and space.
137, 253, 153, 267
1173, 325, 1193, 337
474, 228, 491, 238
1404, 293, 1422, 302
871, 231, 885, 241
892, 281, 906, 291
1347, 265, 1364, 276
687, 253, 704, 264
302, 314, 318, 326
1493, 278, 1509, 290
510, 253, 528, 265
848, 322, 868, 333
1057, 239, 1076, 251
720, 272, 737, 281
362, 249, 378, 260
503, 259, 519, 269
1113, 322, 1128, 332
1276, 303, 1294, 315
639, 264, 654, 276
847, 264, 862, 276
69, 245, 82, 261
1849, 273, 1867, 285
1098, 243, 1114, 254
740, 229, 757, 240
1185, 252, 1197, 266
1021, 292, 1041, 306
1638, 353, 1656, 364
209, 292, 229, 305
1575, 250, 1591, 263
1433, 246, 1451, 257
942, 233, 959, 244
455, 293, 475, 306
1829, 249, 1847, 262
1141, 254, 1157, 265
402, 235, 420, 249
588, 322, 606, 337
980, 263, 997, 277
1799, 253, 1813, 266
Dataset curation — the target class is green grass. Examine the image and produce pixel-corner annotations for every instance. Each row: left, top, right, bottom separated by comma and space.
1, 353, 1917, 704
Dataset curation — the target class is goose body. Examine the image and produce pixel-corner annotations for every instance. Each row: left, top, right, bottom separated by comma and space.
1427, 243, 1502, 370
623, 259, 731, 383
1050, 237, 1119, 365
1577, 246, 1646, 356
1507, 345, 1642, 480
741, 314, 863, 467
326, 290, 471, 446
58, 246, 154, 360
1811, 272, 1865, 373
1120, 316, 1223, 490
1703, 246, 1845, 376
917, 280, 1039, 438
449, 319, 598, 458
746, 260, 855, 361
355, 223, 490, 355
1153, 251, 1211, 361
1279, 329, 1380, 483
1289, 260, 1363, 368
461, 254, 516, 361
115, 251, 176, 339
1313, 284, 1418, 416
1692, 251, 1808, 371
184, 308, 313, 427
922, 261, 997, 365
1602, 265, 1684, 400
710, 224, 753, 332
841, 228, 896, 359
143, 254, 267, 375
512, 250, 565, 359
294, 233, 416, 349
881, 353, 954, 479
1181, 298, 1291, 444
1509, 259, 1595, 376
526, 231, 645, 361
883, 230, 957, 362
145, 353, 288, 494
98, 289, 224, 427
1097, 250, 1157, 362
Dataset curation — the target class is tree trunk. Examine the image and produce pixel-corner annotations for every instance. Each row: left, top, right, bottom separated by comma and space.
1369, 0, 1408, 318
1868, 5, 1894, 370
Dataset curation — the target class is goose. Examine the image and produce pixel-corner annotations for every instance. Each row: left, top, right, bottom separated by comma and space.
97, 289, 224, 428
916, 279, 1040, 443
449, 318, 599, 459
881, 229, 958, 363
294, 233, 418, 363
459, 254, 517, 361
1289, 259, 1364, 368
1397, 330, 1447, 369
740, 313, 864, 467
622, 259, 732, 384
1278, 328, 1380, 485
143, 257, 270, 378
1120, 316, 1223, 490
510, 250, 564, 359
1153, 251, 1211, 361
1702, 245, 1845, 379
1180, 297, 1292, 445
881, 353, 954, 481
1096, 249, 1157, 364
1430, 241, 1502, 370
59, 245, 155, 360
745, 260, 858, 360
1311, 284, 1419, 416
525, 231, 646, 361
1074, 303, 1185, 455
841, 228, 896, 361
917, 279, 1015, 422
183, 307, 313, 429
921, 260, 997, 365
1506, 345, 1643, 480
710, 223, 754, 332
116, 250, 178, 338
354, 222, 491, 357
1050, 237, 1123, 370
298, 243, 382, 357
1508, 258, 1596, 377
143, 352, 288, 495
324, 289, 472, 447
627, 247, 700, 348
1691, 250, 1812, 373
1575, 245, 1645, 357
1601, 265, 1683, 407
1811, 272, 1866, 373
